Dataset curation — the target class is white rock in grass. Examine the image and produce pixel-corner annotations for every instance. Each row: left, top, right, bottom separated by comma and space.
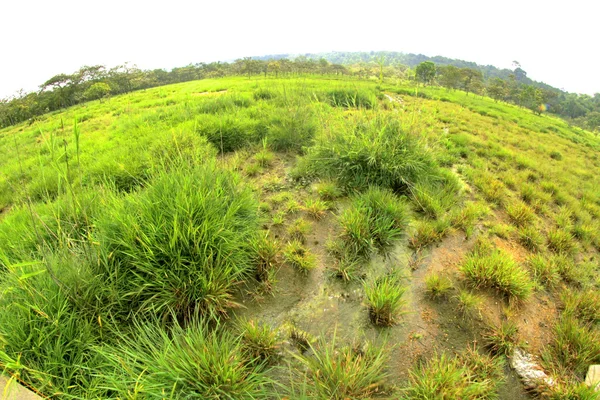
585, 365, 600, 392
510, 347, 554, 390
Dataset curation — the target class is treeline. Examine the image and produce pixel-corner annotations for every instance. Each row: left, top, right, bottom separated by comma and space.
259, 51, 600, 131
0, 58, 348, 128
2, 54, 599, 131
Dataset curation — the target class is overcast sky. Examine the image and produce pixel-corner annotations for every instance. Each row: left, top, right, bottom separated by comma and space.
1, 0, 598, 98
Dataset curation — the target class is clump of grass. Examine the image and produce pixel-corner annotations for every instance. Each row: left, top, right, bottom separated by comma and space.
0, 260, 108, 398
364, 274, 407, 326
518, 225, 544, 251
250, 232, 280, 288
326, 88, 377, 109
100, 318, 272, 398
543, 316, 600, 377
253, 87, 275, 100
561, 289, 600, 325
547, 228, 576, 254
482, 320, 519, 356
299, 117, 441, 194
283, 199, 302, 215
449, 202, 486, 237
291, 335, 388, 399
245, 163, 262, 177
506, 201, 535, 227
253, 149, 275, 168
267, 106, 316, 152
424, 273, 453, 299
95, 164, 259, 319
488, 223, 515, 239
408, 218, 451, 250
404, 350, 505, 399
555, 206, 574, 229
329, 257, 362, 281
238, 319, 280, 363
287, 218, 311, 242
270, 191, 293, 205
338, 187, 409, 258
454, 289, 483, 318
302, 198, 329, 220
411, 175, 461, 219
271, 210, 285, 226
461, 250, 533, 301
314, 180, 342, 200
549, 150, 563, 160
528, 254, 560, 288
284, 240, 316, 274
477, 178, 506, 205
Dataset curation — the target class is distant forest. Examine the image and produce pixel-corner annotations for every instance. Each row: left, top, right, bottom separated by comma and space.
1, 51, 599, 131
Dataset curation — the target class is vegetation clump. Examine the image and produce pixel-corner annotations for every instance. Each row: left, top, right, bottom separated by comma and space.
364, 273, 407, 326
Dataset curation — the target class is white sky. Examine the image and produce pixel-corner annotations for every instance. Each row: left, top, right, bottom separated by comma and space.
1, 0, 598, 98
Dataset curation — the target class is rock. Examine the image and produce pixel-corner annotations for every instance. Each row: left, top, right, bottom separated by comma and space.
510, 347, 554, 391
585, 365, 600, 392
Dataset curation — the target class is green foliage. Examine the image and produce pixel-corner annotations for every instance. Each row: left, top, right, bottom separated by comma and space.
284, 240, 316, 274
100, 318, 272, 398
300, 117, 440, 193
404, 350, 505, 399
506, 201, 535, 227
547, 228, 577, 254
518, 225, 544, 251
326, 88, 376, 109
238, 319, 280, 363
338, 187, 409, 259
266, 106, 317, 152
0, 260, 108, 398
314, 180, 343, 200
544, 316, 600, 377
291, 335, 388, 399
461, 250, 533, 301
95, 164, 259, 319
528, 253, 560, 288
364, 273, 407, 326
425, 273, 453, 299
195, 113, 262, 152
302, 198, 330, 220
482, 320, 519, 356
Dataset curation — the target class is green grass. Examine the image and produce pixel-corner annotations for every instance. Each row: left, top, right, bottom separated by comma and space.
1, 73, 600, 398
482, 320, 520, 356
291, 334, 388, 399
461, 249, 533, 301
99, 317, 273, 398
424, 273, 453, 299
95, 163, 260, 320
364, 274, 407, 326
403, 349, 505, 399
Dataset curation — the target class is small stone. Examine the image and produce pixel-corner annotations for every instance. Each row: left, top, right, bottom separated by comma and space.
585, 365, 600, 392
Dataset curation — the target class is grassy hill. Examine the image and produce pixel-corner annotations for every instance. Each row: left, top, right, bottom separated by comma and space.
0, 75, 599, 398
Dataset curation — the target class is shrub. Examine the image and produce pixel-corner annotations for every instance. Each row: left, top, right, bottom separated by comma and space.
95, 164, 259, 319
364, 274, 407, 326
461, 250, 533, 301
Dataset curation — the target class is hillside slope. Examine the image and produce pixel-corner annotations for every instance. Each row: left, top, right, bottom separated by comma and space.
0, 76, 599, 398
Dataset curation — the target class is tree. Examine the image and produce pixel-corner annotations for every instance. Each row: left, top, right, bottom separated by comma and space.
415, 61, 436, 85
437, 65, 461, 90
487, 78, 508, 102
459, 68, 484, 95
83, 82, 111, 101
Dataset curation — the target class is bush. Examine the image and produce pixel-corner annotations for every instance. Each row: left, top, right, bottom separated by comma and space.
195, 113, 262, 152
95, 163, 260, 319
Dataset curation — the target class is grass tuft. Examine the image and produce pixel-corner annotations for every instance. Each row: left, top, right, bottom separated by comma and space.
364, 273, 407, 326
